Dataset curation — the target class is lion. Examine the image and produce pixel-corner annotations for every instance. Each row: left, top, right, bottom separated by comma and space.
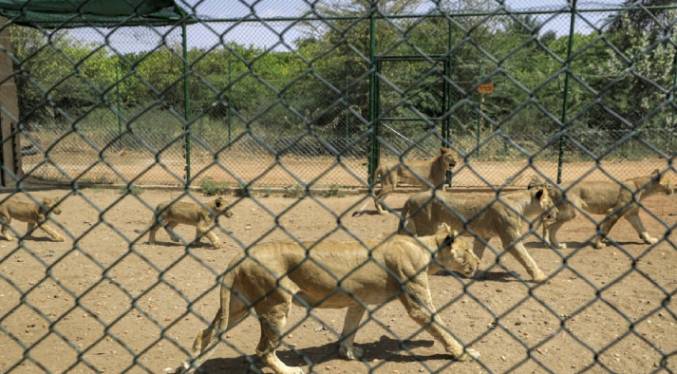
172, 226, 480, 374
398, 184, 557, 282
529, 169, 673, 249
352, 147, 459, 216
0, 196, 64, 242
147, 196, 232, 248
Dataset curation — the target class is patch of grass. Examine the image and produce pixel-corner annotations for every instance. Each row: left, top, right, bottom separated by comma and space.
200, 178, 229, 196
323, 184, 344, 198
119, 185, 143, 196
283, 183, 305, 198
93, 174, 114, 185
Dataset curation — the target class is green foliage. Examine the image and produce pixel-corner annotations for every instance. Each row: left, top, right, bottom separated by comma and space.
200, 178, 229, 196
283, 183, 304, 199
9, 6, 674, 160
120, 185, 144, 196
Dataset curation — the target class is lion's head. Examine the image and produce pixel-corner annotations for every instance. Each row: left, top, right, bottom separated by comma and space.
41, 197, 62, 215
650, 169, 673, 196
434, 224, 479, 277
211, 196, 233, 218
439, 147, 458, 172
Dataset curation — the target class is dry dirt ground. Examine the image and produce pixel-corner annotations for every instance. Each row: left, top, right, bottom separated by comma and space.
23, 150, 669, 189
0, 188, 675, 374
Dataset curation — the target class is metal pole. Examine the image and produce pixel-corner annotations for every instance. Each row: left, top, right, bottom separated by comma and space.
557, 0, 577, 184
182, 22, 191, 188
115, 62, 123, 148
227, 56, 232, 145
669, 49, 676, 152
443, 17, 452, 146
367, 1, 379, 187
477, 61, 484, 157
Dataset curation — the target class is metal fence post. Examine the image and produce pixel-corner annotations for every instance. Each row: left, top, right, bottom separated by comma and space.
227, 56, 232, 145
443, 18, 452, 146
557, 0, 578, 184
182, 21, 191, 188
670, 48, 676, 152
367, 1, 379, 187
115, 63, 123, 147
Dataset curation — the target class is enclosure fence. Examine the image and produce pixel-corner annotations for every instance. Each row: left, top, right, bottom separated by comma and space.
0, 0, 675, 373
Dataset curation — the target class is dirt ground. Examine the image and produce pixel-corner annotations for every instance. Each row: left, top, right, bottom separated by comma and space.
22, 149, 670, 189
0, 188, 675, 374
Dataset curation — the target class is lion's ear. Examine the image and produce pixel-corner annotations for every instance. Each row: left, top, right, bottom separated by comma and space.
440, 147, 450, 154
527, 175, 543, 190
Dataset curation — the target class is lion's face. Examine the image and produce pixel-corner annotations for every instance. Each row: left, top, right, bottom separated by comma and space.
658, 174, 673, 196
532, 186, 557, 221
212, 197, 233, 218
436, 232, 479, 277
439, 148, 457, 172
42, 198, 61, 215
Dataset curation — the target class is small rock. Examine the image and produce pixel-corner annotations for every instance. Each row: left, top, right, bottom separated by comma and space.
500, 355, 506, 361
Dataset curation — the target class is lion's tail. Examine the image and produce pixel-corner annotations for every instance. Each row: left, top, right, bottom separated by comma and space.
173, 271, 236, 373
133, 205, 162, 235
192, 270, 236, 355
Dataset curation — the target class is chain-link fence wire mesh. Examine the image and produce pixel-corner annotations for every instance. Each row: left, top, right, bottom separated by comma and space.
0, 0, 675, 373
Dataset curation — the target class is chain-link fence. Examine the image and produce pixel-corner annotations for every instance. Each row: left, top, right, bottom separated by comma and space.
0, 0, 675, 373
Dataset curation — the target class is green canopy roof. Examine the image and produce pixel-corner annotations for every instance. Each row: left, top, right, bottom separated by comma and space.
0, 0, 185, 28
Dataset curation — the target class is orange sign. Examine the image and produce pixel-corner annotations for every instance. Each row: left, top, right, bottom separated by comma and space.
477, 82, 494, 95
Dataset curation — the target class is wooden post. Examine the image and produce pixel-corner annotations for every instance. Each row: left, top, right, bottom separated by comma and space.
0, 17, 20, 187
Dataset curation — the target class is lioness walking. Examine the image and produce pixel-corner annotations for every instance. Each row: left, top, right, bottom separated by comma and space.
147, 196, 232, 248
352, 147, 459, 216
173, 226, 480, 374
399, 185, 556, 282
0, 196, 64, 242
530, 169, 673, 249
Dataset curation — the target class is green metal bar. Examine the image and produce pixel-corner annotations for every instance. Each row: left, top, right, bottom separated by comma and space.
367, 3, 379, 187
557, 0, 578, 185
443, 17, 451, 146
477, 61, 484, 157
669, 48, 677, 153
227, 56, 232, 145
443, 18, 453, 186
115, 62, 123, 148
182, 22, 191, 189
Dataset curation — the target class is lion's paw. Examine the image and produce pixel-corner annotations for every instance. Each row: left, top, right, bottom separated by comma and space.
282, 367, 305, 374
456, 348, 480, 362
640, 234, 658, 245
339, 344, 363, 360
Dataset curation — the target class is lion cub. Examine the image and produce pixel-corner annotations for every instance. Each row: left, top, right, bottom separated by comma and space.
0, 196, 64, 242
147, 196, 232, 248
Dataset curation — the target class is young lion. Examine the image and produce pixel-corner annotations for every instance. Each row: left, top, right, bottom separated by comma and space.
172, 226, 480, 374
147, 196, 232, 248
0, 196, 64, 242
352, 147, 459, 216
530, 169, 673, 249
399, 185, 556, 282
